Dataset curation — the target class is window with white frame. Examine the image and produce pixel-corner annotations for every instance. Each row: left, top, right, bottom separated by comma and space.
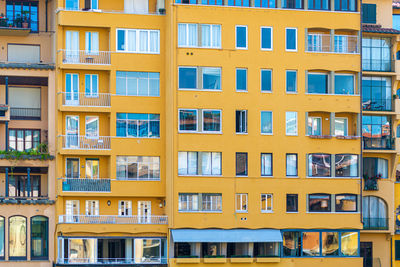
85, 200, 99, 216
261, 153, 272, 176
85, 116, 99, 138
85, 74, 98, 97
178, 193, 198, 211
261, 69, 272, 92
178, 193, 222, 212
178, 152, 221, 176
85, 32, 99, 55
116, 71, 160, 96
236, 25, 248, 49
236, 193, 248, 213
179, 109, 222, 133
286, 111, 298, 136
236, 68, 247, 91
261, 194, 273, 212
178, 23, 221, 48
116, 113, 160, 138
117, 29, 160, 53
236, 110, 247, 133
178, 67, 221, 90
202, 193, 222, 211
286, 70, 297, 93
285, 28, 297, 51
118, 200, 132, 216
261, 27, 272, 50
116, 156, 160, 180
286, 154, 298, 177
308, 117, 322, 136
261, 111, 273, 134
335, 117, 348, 136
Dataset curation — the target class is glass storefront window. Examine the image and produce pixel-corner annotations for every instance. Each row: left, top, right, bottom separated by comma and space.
302, 232, 320, 256
31, 216, 48, 259
340, 232, 359, 256
322, 232, 339, 256
68, 239, 96, 264
0, 217, 4, 259
134, 239, 161, 263
282, 231, 301, 257
9, 216, 27, 259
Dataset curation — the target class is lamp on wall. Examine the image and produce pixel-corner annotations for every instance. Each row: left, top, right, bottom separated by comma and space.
107, 200, 111, 206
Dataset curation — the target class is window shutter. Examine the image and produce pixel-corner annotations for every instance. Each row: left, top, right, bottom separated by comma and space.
362, 4, 376, 24
395, 240, 400, 260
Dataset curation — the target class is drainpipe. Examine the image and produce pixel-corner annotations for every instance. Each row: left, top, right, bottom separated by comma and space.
27, 167, 31, 197
5, 76, 8, 105
5, 167, 8, 197
360, 0, 363, 226
46, 0, 48, 32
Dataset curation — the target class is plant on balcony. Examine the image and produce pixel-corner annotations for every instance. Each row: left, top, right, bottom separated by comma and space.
0, 14, 8, 27
204, 255, 226, 258
14, 14, 22, 28
21, 11, 30, 28
363, 173, 381, 191
0, 143, 53, 161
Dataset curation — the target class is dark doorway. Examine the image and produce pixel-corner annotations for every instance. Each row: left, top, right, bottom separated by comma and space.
360, 242, 373, 267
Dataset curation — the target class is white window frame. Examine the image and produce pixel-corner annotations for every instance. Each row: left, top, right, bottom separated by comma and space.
286, 70, 297, 93
178, 66, 222, 91
201, 109, 222, 133
236, 193, 248, 213
200, 24, 222, 49
261, 153, 273, 177
116, 28, 160, 54
335, 117, 349, 136
236, 68, 248, 92
260, 111, 273, 135
178, 193, 199, 212
308, 116, 322, 136
85, 116, 99, 139
235, 25, 248, 50
285, 27, 298, 52
236, 110, 247, 134
118, 200, 132, 216
178, 151, 222, 176
286, 111, 298, 136
260, 26, 273, 51
91, 0, 99, 10
178, 66, 198, 90
116, 156, 161, 180
178, 109, 198, 133
261, 194, 273, 213
85, 31, 99, 55
85, 74, 99, 97
85, 200, 99, 216
178, 23, 198, 48
260, 69, 272, 93
116, 71, 160, 97
179, 109, 222, 134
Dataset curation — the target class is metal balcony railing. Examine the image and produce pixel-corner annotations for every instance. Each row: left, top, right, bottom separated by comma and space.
363, 137, 394, 150
61, 178, 111, 192
58, 215, 168, 224
362, 59, 394, 72
60, 135, 111, 150
57, 257, 168, 265
363, 218, 388, 230
61, 92, 111, 107
10, 107, 41, 120
362, 98, 392, 111
61, 50, 111, 65
306, 34, 359, 54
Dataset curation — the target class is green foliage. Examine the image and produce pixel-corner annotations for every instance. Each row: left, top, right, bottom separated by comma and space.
0, 143, 53, 161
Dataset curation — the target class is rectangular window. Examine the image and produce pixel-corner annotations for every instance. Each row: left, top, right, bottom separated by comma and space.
395, 240, 400, 260
261, 194, 273, 212
308, 73, 328, 94
236, 152, 248, 176
362, 4, 376, 24
178, 193, 199, 211
286, 70, 297, 93
178, 193, 222, 212
179, 109, 197, 132
202, 194, 222, 211
261, 27, 272, 50
178, 67, 221, 90
118, 200, 132, 216
302, 232, 320, 256
334, 0, 356, 11
236, 68, 247, 91
261, 111, 273, 134
236, 193, 248, 212
282, 0, 303, 8
362, 76, 392, 111
307, 117, 322, 136
202, 110, 221, 132
308, 153, 331, 177
286, 194, 298, 212
285, 28, 297, 51
85, 116, 99, 138
236, 110, 247, 134
255, 0, 276, 7
8, 175, 42, 197
286, 154, 298, 177
179, 109, 221, 133
261, 153, 272, 176
9, 129, 40, 152
116, 113, 160, 138
308, 0, 329, 10
335, 74, 354, 95
362, 37, 392, 72
178, 152, 222, 176
178, 24, 221, 48
116, 29, 160, 53
394, 15, 400, 31
335, 194, 357, 212
116, 156, 160, 180
335, 154, 358, 177
283, 231, 301, 256
308, 194, 331, 212
335, 117, 348, 136
85, 200, 99, 216
362, 115, 392, 150
236, 25, 248, 49
6, 1, 39, 32
85, 74, 98, 97
85, 32, 99, 55
261, 69, 272, 92
116, 71, 160, 96
65, 0, 79, 10
286, 112, 298, 136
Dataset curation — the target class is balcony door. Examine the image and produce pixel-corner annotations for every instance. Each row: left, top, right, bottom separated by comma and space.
66, 74, 79, 106
65, 31, 79, 62
86, 159, 99, 179
124, 0, 148, 14
66, 116, 79, 148
65, 200, 80, 223
66, 158, 80, 178
85, 200, 99, 216
360, 242, 372, 267
138, 201, 151, 223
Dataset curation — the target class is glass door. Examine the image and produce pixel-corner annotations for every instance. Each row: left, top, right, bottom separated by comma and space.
65, 74, 79, 105
86, 159, 99, 179
66, 116, 79, 148
66, 158, 80, 178
85, 200, 99, 216
138, 201, 151, 223
66, 200, 80, 223
65, 31, 79, 62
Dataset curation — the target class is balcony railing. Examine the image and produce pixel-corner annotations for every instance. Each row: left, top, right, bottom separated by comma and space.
362, 98, 392, 111
60, 92, 111, 107
364, 178, 379, 191
306, 34, 359, 54
58, 215, 168, 224
57, 257, 168, 265
363, 218, 388, 230
60, 135, 111, 150
61, 50, 111, 65
10, 107, 41, 120
61, 178, 111, 192
60, 7, 166, 15
362, 59, 394, 72
363, 137, 394, 150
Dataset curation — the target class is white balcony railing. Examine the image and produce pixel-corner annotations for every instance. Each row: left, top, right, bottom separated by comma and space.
61, 50, 111, 65
57, 257, 168, 265
60, 135, 111, 150
58, 215, 168, 224
60, 92, 111, 107
306, 34, 359, 54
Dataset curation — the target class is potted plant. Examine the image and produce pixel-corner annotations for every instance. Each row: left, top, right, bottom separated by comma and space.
21, 11, 29, 28
394, 94, 399, 100
14, 13, 22, 28
0, 13, 7, 27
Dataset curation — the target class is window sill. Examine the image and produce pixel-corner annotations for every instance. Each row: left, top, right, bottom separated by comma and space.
179, 211, 222, 213
286, 176, 299, 178
115, 136, 161, 139
261, 91, 273, 94
178, 131, 223, 135
261, 176, 273, 178
236, 175, 248, 178
285, 49, 298, 52
261, 48, 273, 51
261, 211, 274, 213
115, 51, 160, 55
178, 88, 222, 92
236, 90, 248, 93
236, 211, 248, 213
261, 133, 273, 135
306, 176, 360, 179
236, 132, 248, 135
178, 175, 222, 177
286, 91, 298, 94
305, 93, 360, 96
235, 47, 248, 50
178, 46, 222, 49
286, 134, 298, 136
286, 211, 299, 213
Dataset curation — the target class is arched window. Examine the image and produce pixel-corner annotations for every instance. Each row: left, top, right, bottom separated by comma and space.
362, 196, 388, 230
31, 216, 48, 260
363, 158, 388, 178
9, 216, 27, 260
0, 216, 4, 260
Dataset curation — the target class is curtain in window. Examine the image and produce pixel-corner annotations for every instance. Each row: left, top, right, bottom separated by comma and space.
188, 152, 197, 175
286, 155, 297, 176
127, 30, 136, 51
377, 158, 388, 178
178, 24, 187, 46
150, 31, 158, 53
212, 153, 221, 175
139, 31, 148, 52
201, 152, 212, 175
212, 25, 221, 48
188, 24, 198, 47
261, 154, 272, 176
201, 25, 211, 47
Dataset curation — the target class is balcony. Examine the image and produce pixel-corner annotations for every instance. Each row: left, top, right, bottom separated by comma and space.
363, 177, 379, 191
60, 92, 111, 107
57, 258, 168, 266
0, 18, 35, 36
60, 135, 111, 150
363, 218, 388, 230
60, 50, 111, 65
58, 215, 168, 224
363, 137, 394, 150
362, 98, 392, 112
306, 34, 359, 54
10, 107, 41, 120
0, 104, 10, 122
61, 178, 111, 192
362, 59, 394, 72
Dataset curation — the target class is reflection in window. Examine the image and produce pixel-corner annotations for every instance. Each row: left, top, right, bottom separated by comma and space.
179, 110, 197, 131
335, 74, 354, 95
362, 37, 391, 72
322, 232, 339, 256
302, 232, 320, 256
340, 232, 359, 256
282, 231, 301, 256
362, 115, 392, 150
335, 154, 358, 177
362, 77, 391, 111
68, 239, 96, 264
308, 194, 331, 212
8, 175, 42, 197
134, 239, 161, 263
308, 73, 328, 94
253, 242, 280, 257
335, 194, 357, 212
116, 156, 160, 180
363, 157, 388, 178
334, 0, 356, 11
31, 216, 48, 259
308, 154, 331, 177
202, 242, 222, 257
6, 1, 39, 32
117, 113, 160, 138
9, 216, 27, 259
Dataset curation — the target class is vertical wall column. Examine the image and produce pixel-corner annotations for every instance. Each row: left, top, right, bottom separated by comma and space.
27, 167, 31, 197
5, 76, 8, 152
305, 112, 309, 135
330, 29, 334, 52
5, 121, 8, 151
330, 112, 335, 136
329, 71, 335, 94
356, 113, 361, 136
5, 167, 8, 197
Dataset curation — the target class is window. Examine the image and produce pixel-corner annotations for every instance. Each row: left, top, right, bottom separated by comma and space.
254, 242, 280, 257
261, 69, 272, 92
65, 0, 79, 10
235, 26, 247, 49
334, 0, 356, 11
134, 239, 161, 264
335, 74, 354, 95
178, 67, 221, 90
116, 113, 160, 138
9, 216, 27, 259
178, 152, 221, 176
335, 194, 357, 212
308, 117, 322, 135
362, 37, 391, 72
85, 116, 99, 138
308, 154, 331, 177
362, 196, 387, 230
86, 159, 99, 179
0, 217, 4, 260
116, 156, 160, 180
286, 194, 298, 212
178, 109, 222, 133
286, 154, 298, 176
236, 110, 247, 134
395, 240, 400, 260
9, 86, 41, 120
362, 4, 376, 24
322, 232, 339, 256
335, 117, 348, 136
8, 44, 40, 64
286, 70, 297, 93
236, 193, 248, 212
335, 154, 358, 177
285, 28, 297, 51
85, 74, 98, 97
178, 193, 222, 212
308, 0, 329, 10
236, 152, 248, 176
261, 111, 273, 134
178, 193, 198, 211
261, 153, 272, 176
116, 29, 160, 53
228, 0, 250, 6
116, 71, 160, 96
85, 32, 99, 54
362, 77, 392, 111
363, 158, 388, 179
9, 129, 40, 151
286, 112, 298, 136
302, 232, 320, 256
261, 194, 273, 212
282, 0, 303, 8
236, 68, 247, 91
308, 73, 328, 94
6, 1, 38, 32
118, 200, 132, 216
308, 194, 331, 212
282, 231, 301, 256
178, 24, 221, 48
31, 216, 48, 260
86, 200, 99, 216
255, 0, 276, 7
8, 175, 42, 197
394, 15, 400, 31
362, 115, 392, 149
261, 27, 272, 50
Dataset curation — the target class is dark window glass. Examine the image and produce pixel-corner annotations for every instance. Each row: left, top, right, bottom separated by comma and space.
335, 154, 358, 177
286, 71, 297, 92
362, 77, 392, 111
31, 216, 48, 259
308, 0, 329, 10
261, 28, 272, 50
308, 153, 331, 177
334, 0, 356, 11
236, 26, 247, 48
236, 152, 248, 176
282, 0, 303, 9
363, 157, 388, 178
255, 0, 276, 7
261, 70, 272, 92
179, 68, 197, 89
236, 69, 247, 91
6, 1, 39, 32
8, 175, 42, 197
362, 115, 392, 149
322, 232, 339, 256
362, 37, 391, 72
308, 194, 331, 212
179, 110, 197, 131
286, 29, 297, 50
308, 73, 328, 94
286, 194, 298, 212
282, 231, 301, 256
395, 240, 400, 260
335, 194, 357, 212
236, 110, 247, 133
362, 4, 376, 24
